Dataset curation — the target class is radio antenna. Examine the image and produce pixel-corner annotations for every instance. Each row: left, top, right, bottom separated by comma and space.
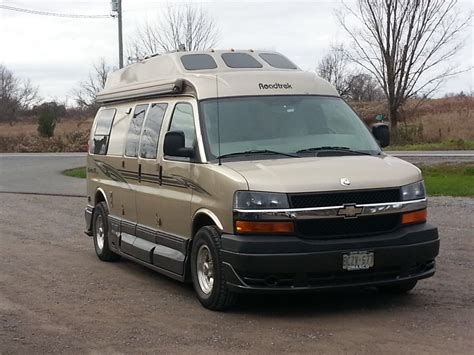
216, 74, 222, 166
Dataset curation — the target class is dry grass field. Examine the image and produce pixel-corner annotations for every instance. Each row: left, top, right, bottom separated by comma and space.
0, 118, 92, 137
0, 96, 472, 152
353, 96, 474, 143
0, 118, 92, 152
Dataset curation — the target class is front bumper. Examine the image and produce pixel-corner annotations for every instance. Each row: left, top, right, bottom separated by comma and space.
221, 222, 439, 292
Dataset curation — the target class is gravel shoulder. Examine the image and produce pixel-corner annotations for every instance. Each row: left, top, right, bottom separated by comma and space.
0, 194, 473, 354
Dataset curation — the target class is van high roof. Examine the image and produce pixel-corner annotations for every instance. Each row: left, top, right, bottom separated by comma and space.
96, 50, 339, 103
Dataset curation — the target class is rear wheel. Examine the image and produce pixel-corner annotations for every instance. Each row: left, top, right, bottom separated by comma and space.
92, 202, 120, 262
191, 226, 236, 311
378, 280, 417, 294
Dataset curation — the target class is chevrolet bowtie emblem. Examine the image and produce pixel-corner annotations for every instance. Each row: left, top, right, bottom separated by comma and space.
338, 204, 363, 218
340, 177, 351, 186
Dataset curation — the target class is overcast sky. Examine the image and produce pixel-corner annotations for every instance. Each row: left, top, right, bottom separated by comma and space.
1, 0, 472, 104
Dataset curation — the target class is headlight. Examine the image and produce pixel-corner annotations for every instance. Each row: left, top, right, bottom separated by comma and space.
234, 191, 290, 209
401, 181, 426, 201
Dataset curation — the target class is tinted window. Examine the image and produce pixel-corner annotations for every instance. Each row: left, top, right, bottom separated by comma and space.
94, 109, 116, 135
169, 103, 196, 149
259, 53, 297, 69
221, 53, 263, 68
139, 103, 168, 159
92, 136, 109, 155
181, 54, 218, 70
91, 109, 116, 155
125, 104, 148, 157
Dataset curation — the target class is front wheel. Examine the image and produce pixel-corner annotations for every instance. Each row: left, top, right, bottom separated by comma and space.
92, 202, 120, 262
191, 226, 236, 311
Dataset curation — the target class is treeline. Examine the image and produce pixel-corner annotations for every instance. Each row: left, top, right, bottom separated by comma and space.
1, 0, 471, 134
0, 64, 94, 126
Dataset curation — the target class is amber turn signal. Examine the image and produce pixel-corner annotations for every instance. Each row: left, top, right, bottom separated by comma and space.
235, 220, 295, 235
402, 209, 427, 225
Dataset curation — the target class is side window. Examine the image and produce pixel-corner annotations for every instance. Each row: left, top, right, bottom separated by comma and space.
125, 104, 148, 157
91, 109, 116, 155
139, 103, 168, 159
168, 103, 196, 149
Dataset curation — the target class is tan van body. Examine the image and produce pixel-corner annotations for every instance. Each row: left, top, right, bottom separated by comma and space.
85, 50, 439, 310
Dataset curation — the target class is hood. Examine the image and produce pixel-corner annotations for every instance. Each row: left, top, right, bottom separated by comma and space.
223, 155, 422, 193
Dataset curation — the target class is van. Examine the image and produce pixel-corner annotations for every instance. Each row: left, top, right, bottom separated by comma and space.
85, 50, 439, 310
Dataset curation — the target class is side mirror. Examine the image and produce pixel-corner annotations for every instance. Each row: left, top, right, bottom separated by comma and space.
163, 131, 194, 158
372, 123, 390, 148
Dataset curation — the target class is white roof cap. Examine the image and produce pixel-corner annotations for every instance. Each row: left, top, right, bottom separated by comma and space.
96, 50, 339, 103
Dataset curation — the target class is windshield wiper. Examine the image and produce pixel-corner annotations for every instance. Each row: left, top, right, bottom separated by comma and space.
296, 146, 376, 156
217, 149, 299, 159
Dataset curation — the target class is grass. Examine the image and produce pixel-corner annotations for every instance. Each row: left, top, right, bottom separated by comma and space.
63, 167, 86, 179
421, 164, 474, 197
62, 164, 474, 197
389, 139, 474, 151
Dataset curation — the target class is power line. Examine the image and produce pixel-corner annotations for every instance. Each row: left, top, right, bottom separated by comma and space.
0, 4, 112, 19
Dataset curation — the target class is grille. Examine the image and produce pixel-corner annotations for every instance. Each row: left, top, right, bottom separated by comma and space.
296, 214, 401, 239
289, 188, 401, 208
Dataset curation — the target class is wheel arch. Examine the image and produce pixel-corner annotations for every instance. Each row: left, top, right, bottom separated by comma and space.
86, 188, 109, 235
191, 209, 223, 238
94, 187, 109, 208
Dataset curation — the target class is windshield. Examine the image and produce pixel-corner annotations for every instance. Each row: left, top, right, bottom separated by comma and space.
200, 95, 380, 160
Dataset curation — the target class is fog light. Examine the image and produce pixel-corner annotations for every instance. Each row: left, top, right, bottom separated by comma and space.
402, 209, 427, 225
235, 221, 294, 235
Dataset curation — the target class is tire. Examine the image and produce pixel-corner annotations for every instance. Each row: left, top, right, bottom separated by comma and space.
190, 226, 237, 311
378, 280, 417, 294
92, 202, 120, 262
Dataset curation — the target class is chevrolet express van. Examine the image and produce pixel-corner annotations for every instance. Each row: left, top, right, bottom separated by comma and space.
85, 50, 439, 310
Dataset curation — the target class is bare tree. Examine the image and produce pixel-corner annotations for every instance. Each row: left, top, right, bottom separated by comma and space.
349, 73, 384, 101
338, 0, 471, 128
317, 44, 353, 98
127, 3, 218, 62
0, 64, 40, 124
73, 58, 112, 110
317, 44, 383, 101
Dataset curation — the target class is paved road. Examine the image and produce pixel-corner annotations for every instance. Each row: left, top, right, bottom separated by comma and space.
0, 194, 472, 353
386, 150, 474, 166
0, 153, 85, 197
387, 150, 474, 156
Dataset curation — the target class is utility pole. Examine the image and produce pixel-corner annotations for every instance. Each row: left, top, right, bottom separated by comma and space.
118, 0, 123, 68
111, 0, 123, 68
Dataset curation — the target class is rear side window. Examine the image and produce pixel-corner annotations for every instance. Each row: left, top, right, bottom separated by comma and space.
221, 53, 263, 68
91, 109, 116, 155
139, 103, 168, 159
181, 54, 218, 70
125, 104, 148, 157
259, 53, 297, 69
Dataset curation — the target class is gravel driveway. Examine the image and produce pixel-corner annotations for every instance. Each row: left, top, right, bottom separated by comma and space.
0, 194, 472, 354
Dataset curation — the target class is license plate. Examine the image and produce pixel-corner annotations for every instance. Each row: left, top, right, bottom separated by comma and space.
342, 251, 374, 271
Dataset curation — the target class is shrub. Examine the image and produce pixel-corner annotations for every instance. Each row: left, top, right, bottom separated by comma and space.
37, 112, 57, 137
390, 123, 425, 145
